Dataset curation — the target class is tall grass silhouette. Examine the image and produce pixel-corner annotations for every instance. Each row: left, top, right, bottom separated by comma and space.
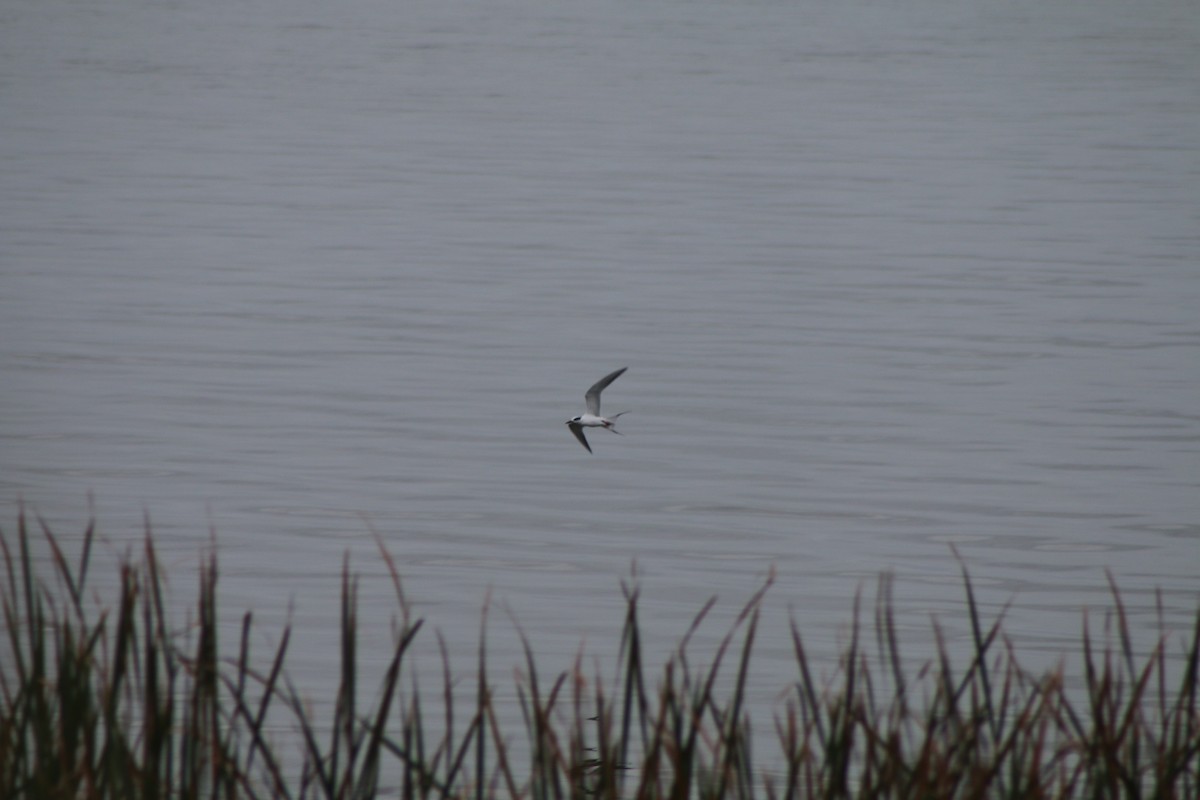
2, 509, 1196, 798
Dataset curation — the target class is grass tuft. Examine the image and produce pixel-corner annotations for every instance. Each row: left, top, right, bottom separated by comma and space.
2, 509, 1197, 798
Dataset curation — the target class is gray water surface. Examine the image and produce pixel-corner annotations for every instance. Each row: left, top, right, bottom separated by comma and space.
2, 0, 1198, 733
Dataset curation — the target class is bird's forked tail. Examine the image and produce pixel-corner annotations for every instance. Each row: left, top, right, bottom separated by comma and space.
607, 411, 629, 434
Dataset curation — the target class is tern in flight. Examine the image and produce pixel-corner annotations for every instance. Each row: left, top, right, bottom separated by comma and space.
565, 367, 629, 453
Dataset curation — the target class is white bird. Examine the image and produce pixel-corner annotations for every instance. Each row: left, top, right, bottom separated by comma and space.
565, 367, 629, 453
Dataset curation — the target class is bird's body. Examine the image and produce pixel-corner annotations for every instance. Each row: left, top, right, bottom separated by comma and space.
565, 367, 628, 453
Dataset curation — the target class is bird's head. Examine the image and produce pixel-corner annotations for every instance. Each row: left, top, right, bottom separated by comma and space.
566, 417, 581, 424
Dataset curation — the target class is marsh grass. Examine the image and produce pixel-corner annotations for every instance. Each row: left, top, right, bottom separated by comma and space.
2, 510, 1197, 799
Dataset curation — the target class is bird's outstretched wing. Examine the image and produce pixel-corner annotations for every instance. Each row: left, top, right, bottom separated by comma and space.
584, 367, 627, 416
567, 422, 592, 453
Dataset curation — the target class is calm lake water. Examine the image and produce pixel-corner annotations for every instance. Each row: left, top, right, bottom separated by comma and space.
2, 0, 1198, 751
